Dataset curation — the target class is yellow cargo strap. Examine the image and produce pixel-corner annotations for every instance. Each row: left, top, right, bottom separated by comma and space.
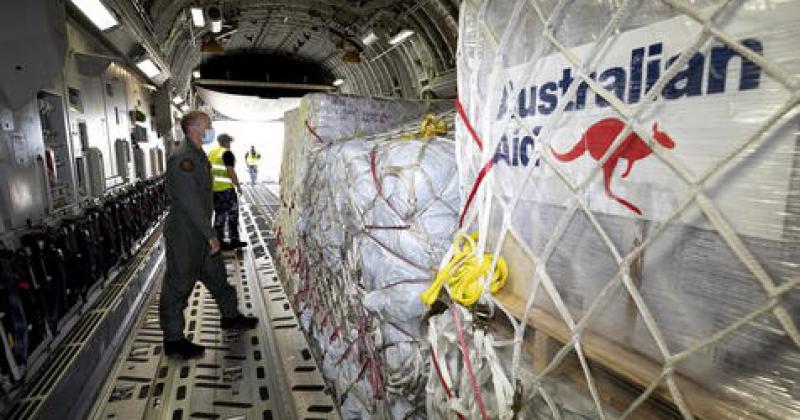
421, 232, 508, 307
401, 114, 448, 140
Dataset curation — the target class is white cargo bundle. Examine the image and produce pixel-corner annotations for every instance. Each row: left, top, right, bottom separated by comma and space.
441, 1, 800, 419
303, 136, 458, 418
276, 94, 458, 418
277, 94, 434, 292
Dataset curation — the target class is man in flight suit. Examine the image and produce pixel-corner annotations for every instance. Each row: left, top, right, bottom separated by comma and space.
161, 111, 258, 359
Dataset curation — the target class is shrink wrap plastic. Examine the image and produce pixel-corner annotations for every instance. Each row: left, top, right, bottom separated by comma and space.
276, 94, 457, 418
439, 0, 800, 418
278, 94, 432, 263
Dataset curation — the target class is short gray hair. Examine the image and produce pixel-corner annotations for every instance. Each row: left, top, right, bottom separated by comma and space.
180, 111, 209, 134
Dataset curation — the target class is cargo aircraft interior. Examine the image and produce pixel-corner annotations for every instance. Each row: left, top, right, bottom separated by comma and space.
1, 1, 798, 419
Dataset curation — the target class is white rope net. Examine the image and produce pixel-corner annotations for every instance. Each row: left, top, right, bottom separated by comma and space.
436, 0, 800, 418
298, 130, 458, 418
276, 96, 459, 418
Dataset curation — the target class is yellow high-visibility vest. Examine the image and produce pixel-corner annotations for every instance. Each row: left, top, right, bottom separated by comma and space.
246, 151, 261, 166
208, 147, 234, 192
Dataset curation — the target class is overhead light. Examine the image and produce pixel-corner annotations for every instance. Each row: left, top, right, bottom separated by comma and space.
362, 31, 378, 46
180, 104, 190, 112
173, 95, 184, 105
190, 7, 205, 27
193, 70, 201, 79
70, 0, 119, 31
142, 84, 157, 91
388, 29, 414, 45
333, 78, 345, 86
208, 6, 222, 33
136, 58, 161, 78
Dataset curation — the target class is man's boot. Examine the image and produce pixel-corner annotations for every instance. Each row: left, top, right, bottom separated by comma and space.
221, 313, 259, 330
164, 338, 205, 359
229, 240, 247, 249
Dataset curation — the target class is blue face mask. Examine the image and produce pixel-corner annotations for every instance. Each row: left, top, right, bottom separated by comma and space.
202, 128, 215, 145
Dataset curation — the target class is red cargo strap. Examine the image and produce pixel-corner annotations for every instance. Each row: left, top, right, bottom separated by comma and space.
362, 230, 428, 272
304, 120, 324, 143
451, 305, 488, 419
353, 357, 383, 400
292, 286, 311, 301
367, 356, 386, 400
430, 347, 452, 399
456, 98, 482, 150
456, 97, 495, 227
320, 310, 332, 328
337, 340, 357, 364
458, 159, 496, 227
369, 147, 405, 221
430, 347, 466, 419
337, 320, 367, 364
363, 224, 410, 230
330, 324, 343, 342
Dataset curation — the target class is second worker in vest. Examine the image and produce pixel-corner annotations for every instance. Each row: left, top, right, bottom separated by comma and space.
245, 146, 261, 184
209, 134, 247, 251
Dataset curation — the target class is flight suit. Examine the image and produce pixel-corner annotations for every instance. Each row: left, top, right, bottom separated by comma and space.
160, 141, 239, 341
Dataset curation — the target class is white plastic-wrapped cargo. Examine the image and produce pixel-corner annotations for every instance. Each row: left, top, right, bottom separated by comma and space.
442, 1, 800, 419
300, 133, 458, 418
276, 94, 435, 291
276, 94, 458, 418
276, 107, 303, 280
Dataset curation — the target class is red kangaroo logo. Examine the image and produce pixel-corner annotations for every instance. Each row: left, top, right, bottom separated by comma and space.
550, 118, 675, 215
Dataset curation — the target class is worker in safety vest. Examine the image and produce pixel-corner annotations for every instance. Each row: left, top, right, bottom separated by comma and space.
245, 146, 261, 184
208, 134, 247, 250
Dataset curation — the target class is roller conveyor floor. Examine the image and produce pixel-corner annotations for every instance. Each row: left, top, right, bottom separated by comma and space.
5, 184, 339, 420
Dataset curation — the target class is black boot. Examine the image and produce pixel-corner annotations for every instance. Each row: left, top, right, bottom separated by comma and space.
164, 338, 205, 359
230, 240, 247, 249
221, 314, 259, 330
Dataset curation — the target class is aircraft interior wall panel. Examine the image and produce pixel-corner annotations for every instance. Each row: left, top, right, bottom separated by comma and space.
64, 19, 114, 65
63, 75, 84, 163
113, 63, 158, 181
0, 98, 49, 232
0, 0, 66, 111
120, 68, 164, 180
140, 107, 164, 178
38, 90, 78, 209
101, 74, 131, 187
73, 74, 114, 186
62, 19, 117, 165
0, 12, 165, 237
62, 18, 165, 188
133, 146, 146, 180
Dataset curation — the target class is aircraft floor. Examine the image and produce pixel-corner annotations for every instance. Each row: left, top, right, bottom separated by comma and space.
87, 184, 339, 420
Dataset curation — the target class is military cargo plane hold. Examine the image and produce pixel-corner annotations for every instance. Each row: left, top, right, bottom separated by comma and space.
1, 1, 798, 420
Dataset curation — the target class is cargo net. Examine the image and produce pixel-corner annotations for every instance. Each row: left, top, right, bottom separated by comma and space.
434, 0, 800, 419
278, 112, 460, 418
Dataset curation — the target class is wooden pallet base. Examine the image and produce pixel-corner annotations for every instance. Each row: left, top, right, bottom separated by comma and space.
494, 291, 761, 420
